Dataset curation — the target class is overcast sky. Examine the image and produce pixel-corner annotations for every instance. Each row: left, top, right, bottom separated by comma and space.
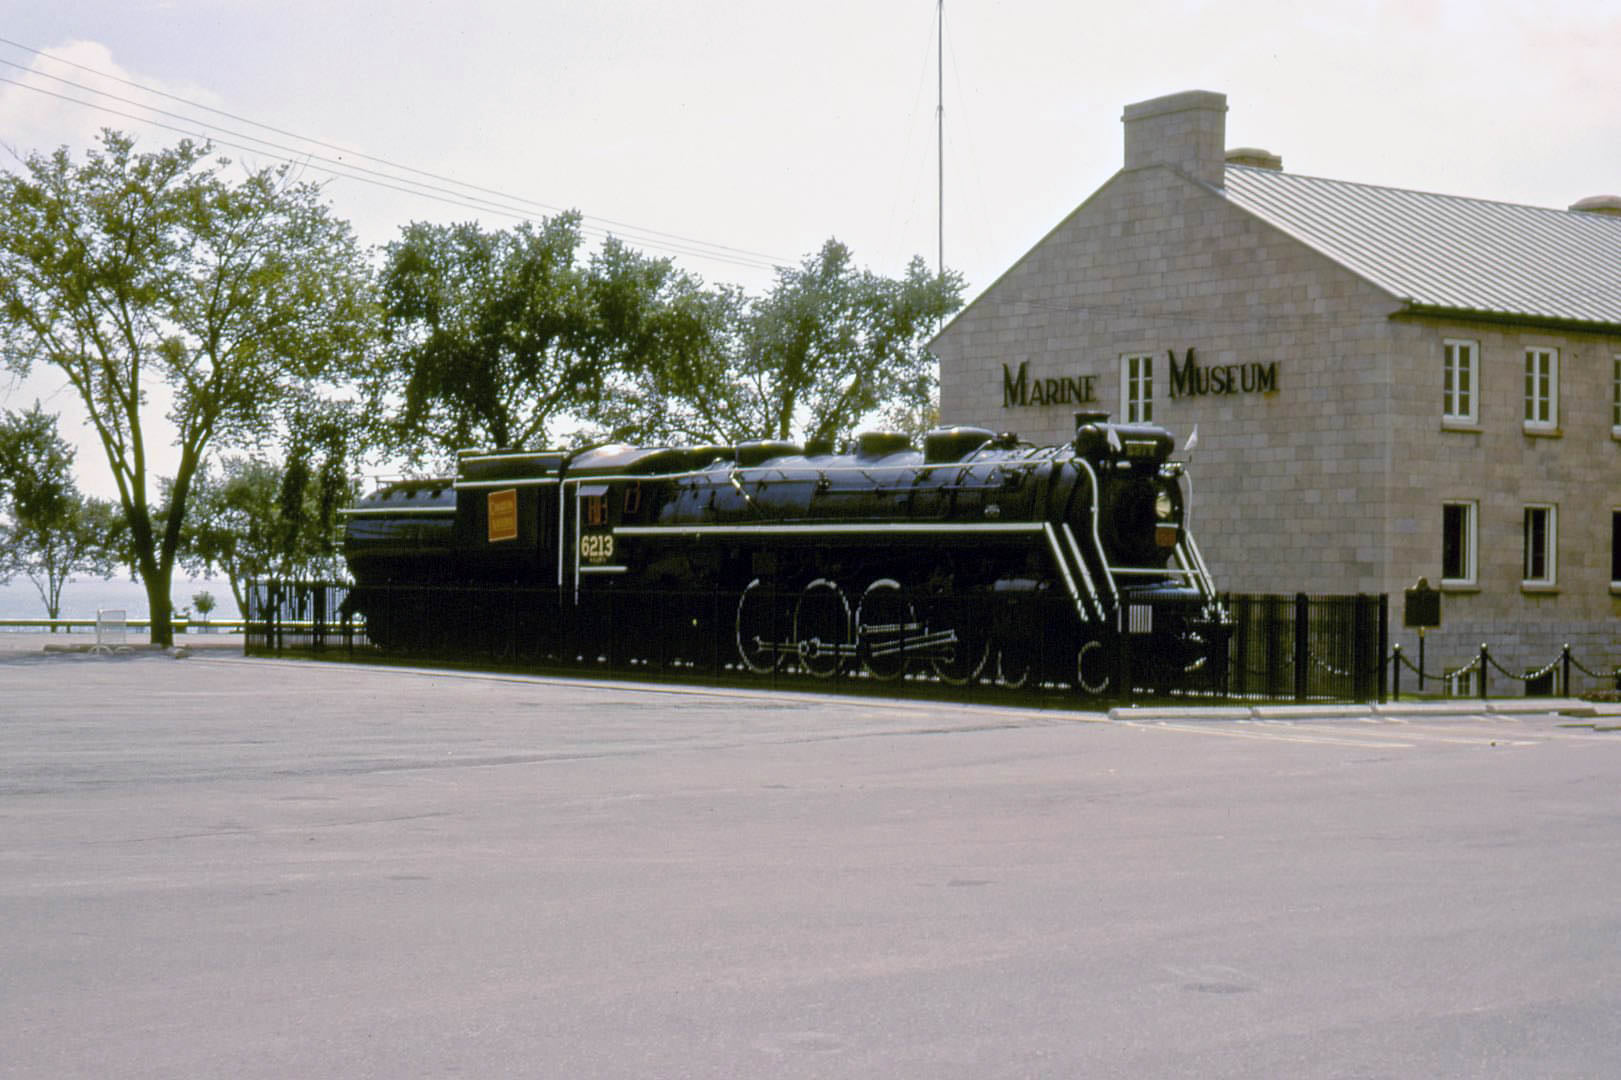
2, 0, 1618, 497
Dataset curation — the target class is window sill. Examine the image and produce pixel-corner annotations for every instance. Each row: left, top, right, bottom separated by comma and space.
1522, 425, 1562, 438
1612, 429, 1621, 442
1610, 583, 1621, 596
1520, 583, 1560, 595
1439, 581, 1479, 593
1441, 419, 1481, 433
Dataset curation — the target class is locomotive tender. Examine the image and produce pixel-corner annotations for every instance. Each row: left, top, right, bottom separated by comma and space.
341, 413, 1227, 694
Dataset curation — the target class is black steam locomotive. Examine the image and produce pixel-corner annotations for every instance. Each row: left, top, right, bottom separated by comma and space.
340, 413, 1228, 694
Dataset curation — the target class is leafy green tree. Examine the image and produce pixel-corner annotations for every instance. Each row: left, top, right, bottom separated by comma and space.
0, 131, 374, 646
586, 239, 964, 446
0, 404, 124, 624
580, 240, 750, 444
376, 214, 598, 465
191, 589, 216, 626
178, 440, 354, 615
745, 240, 963, 444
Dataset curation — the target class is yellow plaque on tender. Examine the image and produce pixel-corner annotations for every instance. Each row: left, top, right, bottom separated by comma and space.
487, 488, 518, 543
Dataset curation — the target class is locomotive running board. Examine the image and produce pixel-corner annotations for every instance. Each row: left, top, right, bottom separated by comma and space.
614, 522, 1048, 538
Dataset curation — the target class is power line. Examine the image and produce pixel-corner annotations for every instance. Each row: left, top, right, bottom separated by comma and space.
0, 38, 794, 273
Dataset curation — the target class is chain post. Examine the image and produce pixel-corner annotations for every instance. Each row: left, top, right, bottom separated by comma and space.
1562, 644, 1571, 697
1479, 643, 1490, 701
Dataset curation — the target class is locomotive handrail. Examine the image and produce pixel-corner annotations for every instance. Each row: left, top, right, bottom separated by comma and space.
1040, 522, 1087, 621
1180, 530, 1220, 602
455, 476, 562, 490
1108, 566, 1201, 578
726, 468, 762, 512
526, 457, 1044, 490
1059, 523, 1105, 622
338, 505, 458, 515
1076, 459, 1120, 608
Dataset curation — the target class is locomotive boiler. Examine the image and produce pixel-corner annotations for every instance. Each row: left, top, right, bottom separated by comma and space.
340, 413, 1228, 695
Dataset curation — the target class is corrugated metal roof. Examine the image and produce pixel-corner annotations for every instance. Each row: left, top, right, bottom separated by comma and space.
1222, 166, 1621, 328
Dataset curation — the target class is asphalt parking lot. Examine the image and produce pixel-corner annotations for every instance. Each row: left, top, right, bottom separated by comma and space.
2, 641, 1618, 1078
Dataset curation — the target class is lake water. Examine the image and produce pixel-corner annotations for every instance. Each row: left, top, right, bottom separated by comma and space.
0, 576, 243, 622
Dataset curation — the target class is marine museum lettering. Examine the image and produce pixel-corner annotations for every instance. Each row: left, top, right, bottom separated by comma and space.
1167, 348, 1276, 398
1001, 361, 1098, 408
1000, 349, 1278, 408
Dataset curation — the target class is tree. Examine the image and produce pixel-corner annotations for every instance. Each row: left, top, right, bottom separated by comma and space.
177, 441, 354, 615
0, 131, 374, 646
744, 241, 963, 444
191, 589, 216, 626
585, 239, 964, 446
0, 404, 123, 624
375, 214, 597, 465
580, 239, 750, 444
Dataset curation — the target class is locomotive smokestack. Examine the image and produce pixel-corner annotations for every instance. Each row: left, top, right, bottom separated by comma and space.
1074, 410, 1110, 432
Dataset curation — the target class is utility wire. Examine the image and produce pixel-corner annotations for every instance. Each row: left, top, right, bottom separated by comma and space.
0, 74, 779, 272
0, 38, 792, 272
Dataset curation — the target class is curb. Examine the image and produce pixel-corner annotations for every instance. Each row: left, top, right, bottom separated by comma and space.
1112, 698, 1602, 722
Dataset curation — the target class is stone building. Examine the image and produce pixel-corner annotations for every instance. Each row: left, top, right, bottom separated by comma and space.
930, 89, 1621, 691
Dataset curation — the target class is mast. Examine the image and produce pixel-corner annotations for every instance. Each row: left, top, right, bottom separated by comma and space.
936, 0, 944, 277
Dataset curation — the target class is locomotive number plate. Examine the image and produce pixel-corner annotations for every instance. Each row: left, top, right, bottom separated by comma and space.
580, 533, 616, 563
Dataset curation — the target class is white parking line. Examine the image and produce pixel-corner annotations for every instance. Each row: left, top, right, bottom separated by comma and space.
1126, 721, 1415, 749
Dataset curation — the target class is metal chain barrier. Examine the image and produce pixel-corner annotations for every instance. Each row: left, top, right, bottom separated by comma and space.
1483, 649, 1558, 684
1568, 650, 1621, 680
1391, 641, 1620, 699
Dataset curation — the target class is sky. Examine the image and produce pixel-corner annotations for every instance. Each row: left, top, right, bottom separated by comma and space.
1, 0, 1619, 504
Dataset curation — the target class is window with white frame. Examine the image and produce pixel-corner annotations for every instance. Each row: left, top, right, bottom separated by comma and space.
1442, 339, 1477, 424
1120, 354, 1153, 423
1441, 501, 1476, 586
1522, 504, 1556, 587
1523, 347, 1558, 430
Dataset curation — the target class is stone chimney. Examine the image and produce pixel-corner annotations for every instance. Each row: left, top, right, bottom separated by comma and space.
1122, 90, 1228, 187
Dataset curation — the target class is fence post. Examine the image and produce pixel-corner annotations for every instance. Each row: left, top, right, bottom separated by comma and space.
1479, 643, 1490, 701
1115, 607, 1131, 701
1562, 644, 1571, 697
1293, 592, 1309, 703
1392, 643, 1402, 702
1377, 593, 1389, 704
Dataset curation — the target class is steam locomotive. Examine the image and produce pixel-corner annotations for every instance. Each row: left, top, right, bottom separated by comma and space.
340, 413, 1228, 694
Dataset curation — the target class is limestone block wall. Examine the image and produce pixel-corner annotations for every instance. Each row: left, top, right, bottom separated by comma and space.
934, 163, 1407, 598
1382, 317, 1621, 688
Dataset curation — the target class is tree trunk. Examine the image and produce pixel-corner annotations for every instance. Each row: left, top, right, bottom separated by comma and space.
145, 573, 173, 649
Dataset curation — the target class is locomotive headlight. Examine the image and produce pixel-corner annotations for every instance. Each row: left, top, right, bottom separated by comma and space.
1155, 490, 1174, 520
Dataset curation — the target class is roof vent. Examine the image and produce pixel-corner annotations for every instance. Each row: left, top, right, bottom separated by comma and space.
1226, 147, 1282, 171
1569, 194, 1621, 217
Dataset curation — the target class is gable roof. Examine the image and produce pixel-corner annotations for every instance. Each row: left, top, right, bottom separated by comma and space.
1222, 165, 1621, 329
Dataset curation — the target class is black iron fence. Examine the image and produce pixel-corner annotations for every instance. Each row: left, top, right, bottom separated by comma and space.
1223, 593, 1388, 704
246, 581, 1439, 705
